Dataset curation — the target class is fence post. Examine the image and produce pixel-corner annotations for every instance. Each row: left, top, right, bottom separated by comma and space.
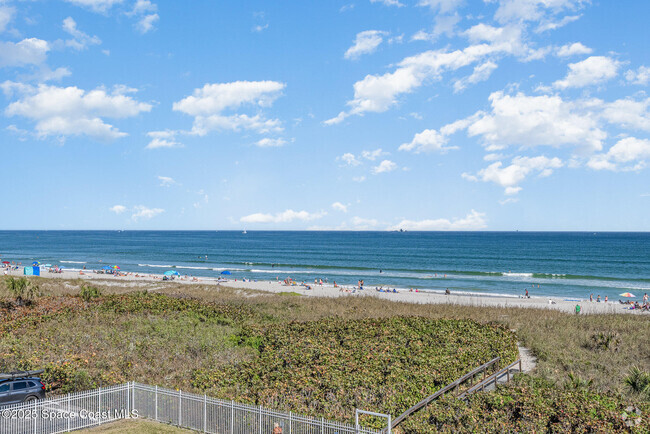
230, 400, 234, 434
388, 413, 392, 434
258, 405, 262, 434
98, 386, 102, 425
289, 411, 292, 434
155, 385, 158, 421
179, 390, 182, 427
203, 394, 207, 433
131, 382, 135, 418
321, 416, 325, 433
127, 382, 130, 419
67, 394, 71, 432
519, 359, 522, 373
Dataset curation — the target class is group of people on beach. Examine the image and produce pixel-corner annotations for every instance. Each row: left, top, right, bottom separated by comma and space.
589, 292, 650, 311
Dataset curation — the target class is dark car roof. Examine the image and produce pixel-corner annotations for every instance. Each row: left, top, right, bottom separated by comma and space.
0, 377, 41, 384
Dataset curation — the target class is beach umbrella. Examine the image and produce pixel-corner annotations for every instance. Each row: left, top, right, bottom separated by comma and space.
619, 292, 636, 298
164, 270, 180, 276
2, 261, 9, 264
112, 265, 120, 269
220, 270, 231, 275
32, 261, 40, 266
102, 266, 112, 270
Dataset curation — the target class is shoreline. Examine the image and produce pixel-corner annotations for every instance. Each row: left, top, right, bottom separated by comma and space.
4, 266, 647, 315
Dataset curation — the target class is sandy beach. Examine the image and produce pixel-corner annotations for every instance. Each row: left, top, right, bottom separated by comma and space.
5, 266, 646, 315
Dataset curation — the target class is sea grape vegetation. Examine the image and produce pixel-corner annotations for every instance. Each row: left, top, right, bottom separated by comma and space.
192, 317, 519, 427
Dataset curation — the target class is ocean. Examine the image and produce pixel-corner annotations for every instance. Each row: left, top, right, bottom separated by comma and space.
0, 231, 648, 299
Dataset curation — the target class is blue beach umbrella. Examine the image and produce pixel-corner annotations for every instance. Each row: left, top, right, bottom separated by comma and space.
164, 270, 180, 276
32, 261, 40, 266
102, 266, 112, 270
220, 270, 231, 275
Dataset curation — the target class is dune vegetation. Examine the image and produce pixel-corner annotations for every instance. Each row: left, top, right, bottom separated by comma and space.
1, 277, 648, 431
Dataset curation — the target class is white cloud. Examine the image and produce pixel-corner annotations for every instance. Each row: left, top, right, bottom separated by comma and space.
252, 24, 269, 33
361, 148, 386, 160
136, 14, 159, 33
553, 56, 620, 89
240, 209, 326, 224
110, 205, 126, 214
174, 81, 284, 115
0, 38, 49, 68
370, 0, 404, 7
344, 30, 388, 60
453, 60, 498, 92
62, 17, 101, 50
326, 24, 530, 124
418, 0, 463, 13
131, 205, 164, 221
601, 97, 650, 132
387, 209, 487, 231
492, 0, 585, 24
158, 176, 176, 187
337, 152, 361, 166
332, 202, 348, 212
65, 0, 124, 13
5, 84, 152, 140
484, 153, 505, 161
126, 0, 159, 33
556, 42, 592, 57
191, 114, 282, 135
173, 81, 285, 135
255, 137, 286, 147
0, 6, 15, 33
535, 14, 581, 33
587, 137, 650, 171
351, 216, 379, 228
146, 130, 183, 149
625, 66, 650, 85
465, 91, 606, 152
131, 0, 157, 15
399, 128, 458, 153
464, 155, 563, 193
372, 159, 397, 174
353, 176, 366, 182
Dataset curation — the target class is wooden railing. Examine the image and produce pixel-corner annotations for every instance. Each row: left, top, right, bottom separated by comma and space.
385, 357, 502, 432
457, 359, 522, 399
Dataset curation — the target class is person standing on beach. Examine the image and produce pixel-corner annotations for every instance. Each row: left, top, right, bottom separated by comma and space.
644, 293, 648, 303
525, 289, 529, 298
605, 295, 608, 303
590, 293, 593, 302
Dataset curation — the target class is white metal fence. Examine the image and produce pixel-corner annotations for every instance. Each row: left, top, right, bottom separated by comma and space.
0, 382, 381, 434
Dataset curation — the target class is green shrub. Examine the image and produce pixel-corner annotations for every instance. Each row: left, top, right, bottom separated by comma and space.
625, 367, 650, 400
402, 375, 650, 433
192, 317, 519, 429
3, 276, 38, 306
79, 284, 102, 302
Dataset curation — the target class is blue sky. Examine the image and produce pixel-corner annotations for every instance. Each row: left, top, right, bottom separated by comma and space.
1, 0, 649, 230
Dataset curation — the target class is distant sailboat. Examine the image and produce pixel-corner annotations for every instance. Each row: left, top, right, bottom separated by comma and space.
242, 229, 247, 234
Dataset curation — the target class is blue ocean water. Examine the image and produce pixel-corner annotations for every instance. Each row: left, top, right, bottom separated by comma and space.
0, 231, 648, 299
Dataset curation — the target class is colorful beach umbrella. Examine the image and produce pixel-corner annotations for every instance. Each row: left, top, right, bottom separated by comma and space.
619, 292, 636, 298
164, 270, 180, 276
32, 261, 40, 266
2, 261, 9, 264
112, 265, 120, 269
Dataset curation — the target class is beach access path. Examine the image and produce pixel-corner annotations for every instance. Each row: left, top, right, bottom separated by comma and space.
6, 267, 646, 316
